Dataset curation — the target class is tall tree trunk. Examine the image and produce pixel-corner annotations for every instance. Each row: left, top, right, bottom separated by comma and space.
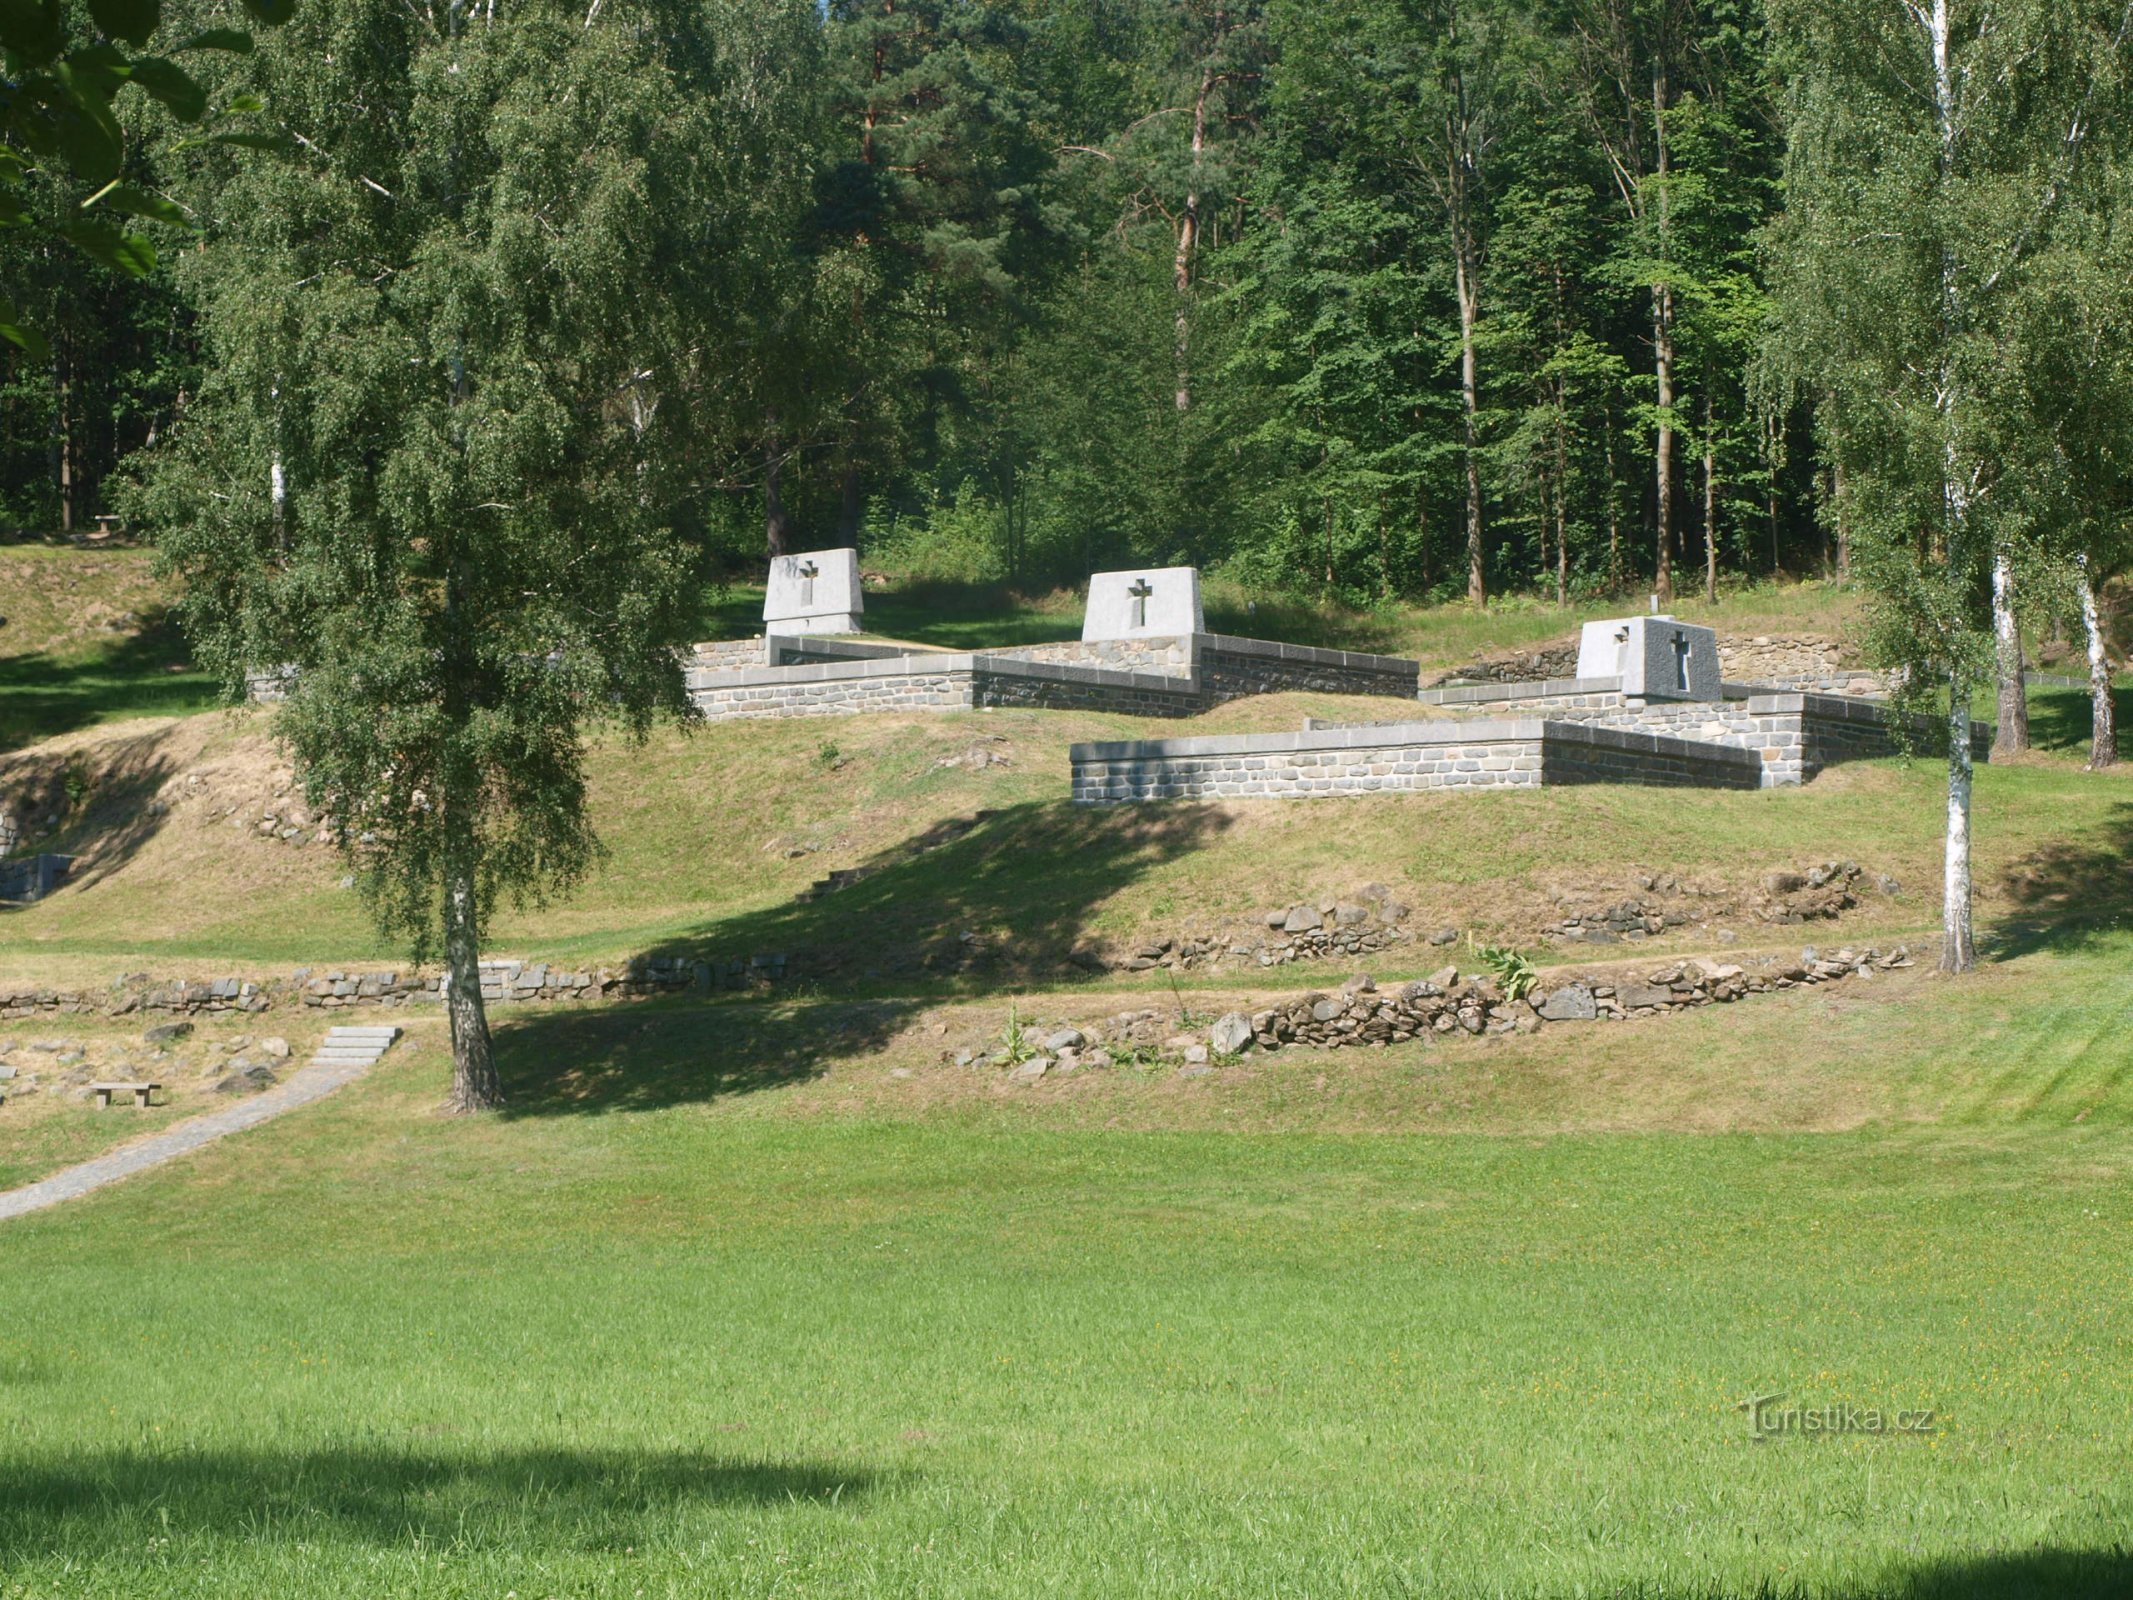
835, 447, 862, 549
1832, 455, 1851, 578
764, 438, 792, 559
442, 841, 499, 1113
1553, 384, 1570, 608
440, 528, 499, 1113
1703, 394, 1718, 604
54, 351, 74, 535
1174, 60, 1213, 415
1456, 226, 1485, 608
1990, 548, 2029, 755
1942, 676, 1975, 973
1929, 0, 1974, 974
1604, 407, 1622, 591
1650, 63, 1675, 605
2079, 553, 2117, 770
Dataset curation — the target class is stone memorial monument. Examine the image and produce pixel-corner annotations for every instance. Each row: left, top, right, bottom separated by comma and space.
1576, 614, 1721, 701
1082, 566, 1203, 642
764, 547, 863, 636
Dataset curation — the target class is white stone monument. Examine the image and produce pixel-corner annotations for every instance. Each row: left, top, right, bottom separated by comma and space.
764, 548, 863, 636
1576, 614, 1721, 700
1082, 566, 1203, 641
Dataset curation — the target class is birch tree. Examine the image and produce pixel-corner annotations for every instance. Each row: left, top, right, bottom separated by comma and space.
137, 0, 785, 1108
1769, 0, 2133, 971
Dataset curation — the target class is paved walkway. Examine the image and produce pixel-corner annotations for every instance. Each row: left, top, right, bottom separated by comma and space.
0, 1055, 375, 1222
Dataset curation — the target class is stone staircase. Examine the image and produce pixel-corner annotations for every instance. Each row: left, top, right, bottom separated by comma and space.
310, 1025, 401, 1070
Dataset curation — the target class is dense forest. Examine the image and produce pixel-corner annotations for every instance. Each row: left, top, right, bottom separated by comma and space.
4, 0, 1836, 607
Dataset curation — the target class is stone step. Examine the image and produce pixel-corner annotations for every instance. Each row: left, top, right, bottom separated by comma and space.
325, 1026, 400, 1039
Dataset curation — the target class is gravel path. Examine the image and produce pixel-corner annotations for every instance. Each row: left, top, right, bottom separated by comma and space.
0, 1056, 375, 1222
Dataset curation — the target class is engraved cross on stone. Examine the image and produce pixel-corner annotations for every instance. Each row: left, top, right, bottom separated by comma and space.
1128, 577, 1154, 630
798, 559, 818, 609
1672, 630, 1691, 692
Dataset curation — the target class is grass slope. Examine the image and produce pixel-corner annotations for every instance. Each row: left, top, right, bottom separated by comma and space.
3, 684, 2126, 977
4, 572, 2131, 1597
1, 952, 2129, 1596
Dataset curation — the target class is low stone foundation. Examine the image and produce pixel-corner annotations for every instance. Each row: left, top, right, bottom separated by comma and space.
1, 954, 793, 1020
1071, 717, 1764, 804
686, 631, 1421, 723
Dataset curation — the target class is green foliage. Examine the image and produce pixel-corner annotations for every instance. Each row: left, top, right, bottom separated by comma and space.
128, 2, 801, 995
0, 0, 289, 355
1465, 932, 1538, 1003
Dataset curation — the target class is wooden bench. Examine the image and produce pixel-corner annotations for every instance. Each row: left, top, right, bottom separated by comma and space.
89, 1081, 161, 1110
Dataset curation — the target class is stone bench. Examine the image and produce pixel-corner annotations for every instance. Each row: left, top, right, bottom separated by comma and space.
89, 1081, 161, 1110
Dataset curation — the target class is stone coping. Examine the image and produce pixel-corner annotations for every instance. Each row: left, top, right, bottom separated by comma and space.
1417, 675, 1787, 707
689, 648, 1199, 697
1416, 676, 1623, 705
1070, 717, 1765, 771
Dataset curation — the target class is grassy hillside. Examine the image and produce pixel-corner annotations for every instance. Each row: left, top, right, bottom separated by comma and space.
4, 570, 2130, 1598
0, 544, 218, 750
2, 683, 2126, 979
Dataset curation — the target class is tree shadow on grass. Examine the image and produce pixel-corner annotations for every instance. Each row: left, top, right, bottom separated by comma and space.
0, 722, 181, 910
0, 608, 216, 754
1868, 1547, 2133, 1599
1987, 799, 2133, 960
494, 798, 1234, 1117
2025, 681, 2132, 763
0, 1444, 882, 1556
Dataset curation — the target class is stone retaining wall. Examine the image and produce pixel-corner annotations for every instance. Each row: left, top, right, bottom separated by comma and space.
1071, 718, 1761, 804
685, 632, 1421, 723
1, 954, 792, 1020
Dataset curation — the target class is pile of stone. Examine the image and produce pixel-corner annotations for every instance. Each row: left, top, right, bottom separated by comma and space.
1435, 642, 1581, 686
1103, 885, 1416, 973
974, 944, 1912, 1079
1753, 861, 1888, 923
1549, 897, 1694, 943
1244, 946, 1910, 1052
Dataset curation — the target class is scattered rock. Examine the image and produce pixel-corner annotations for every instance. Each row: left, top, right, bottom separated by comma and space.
1428, 927, 1460, 946
1209, 1012, 1253, 1057
1536, 984, 1597, 1022
1041, 1028, 1085, 1053
214, 1063, 278, 1095
259, 1036, 291, 1060
143, 1022, 193, 1046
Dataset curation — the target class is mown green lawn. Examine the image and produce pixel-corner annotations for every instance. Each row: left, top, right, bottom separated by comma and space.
3, 956, 2130, 1599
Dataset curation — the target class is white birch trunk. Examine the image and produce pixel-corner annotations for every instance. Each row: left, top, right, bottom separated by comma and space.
1927, 0, 1978, 973
1943, 677, 1975, 972
1991, 547, 2028, 754
2079, 554, 2117, 770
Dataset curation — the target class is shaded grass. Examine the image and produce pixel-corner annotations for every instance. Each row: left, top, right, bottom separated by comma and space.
0, 546, 217, 751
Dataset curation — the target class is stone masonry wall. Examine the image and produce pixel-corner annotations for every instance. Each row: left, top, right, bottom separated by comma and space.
686, 633, 1420, 724
1069, 719, 1759, 804
1196, 635, 1421, 702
